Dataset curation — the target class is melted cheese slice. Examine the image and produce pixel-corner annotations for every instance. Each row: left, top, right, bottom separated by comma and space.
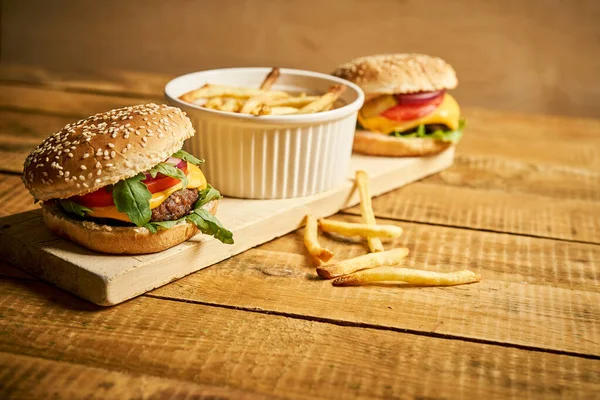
357, 93, 460, 134
87, 163, 207, 222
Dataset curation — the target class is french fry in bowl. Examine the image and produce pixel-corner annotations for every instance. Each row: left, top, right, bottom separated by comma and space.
241, 92, 288, 114
270, 106, 299, 116
180, 84, 287, 101
260, 67, 281, 90
355, 170, 384, 252
304, 214, 334, 263
298, 84, 346, 114
266, 96, 320, 108
319, 219, 402, 239
332, 267, 481, 287
316, 247, 409, 279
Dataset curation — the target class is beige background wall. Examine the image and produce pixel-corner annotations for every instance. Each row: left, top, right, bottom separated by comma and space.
2, 0, 599, 118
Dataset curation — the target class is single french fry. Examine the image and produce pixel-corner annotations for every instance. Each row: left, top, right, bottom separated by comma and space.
319, 219, 402, 239
332, 267, 481, 287
355, 170, 384, 252
180, 84, 287, 101
266, 96, 320, 108
220, 97, 242, 112
298, 84, 346, 114
304, 215, 334, 262
241, 92, 288, 114
269, 106, 300, 115
203, 96, 224, 110
203, 97, 242, 113
260, 67, 281, 90
316, 248, 409, 279
254, 104, 271, 116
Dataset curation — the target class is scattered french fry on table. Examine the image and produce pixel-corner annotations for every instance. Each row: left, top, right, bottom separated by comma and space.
332, 267, 482, 287
316, 247, 409, 279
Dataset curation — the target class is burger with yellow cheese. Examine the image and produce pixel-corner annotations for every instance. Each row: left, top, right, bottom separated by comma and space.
22, 103, 233, 254
333, 53, 464, 157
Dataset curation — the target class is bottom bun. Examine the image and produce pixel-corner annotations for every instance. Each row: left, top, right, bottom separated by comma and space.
353, 130, 453, 157
41, 199, 219, 255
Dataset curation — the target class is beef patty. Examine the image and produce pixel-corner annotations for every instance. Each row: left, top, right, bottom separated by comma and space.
150, 189, 199, 222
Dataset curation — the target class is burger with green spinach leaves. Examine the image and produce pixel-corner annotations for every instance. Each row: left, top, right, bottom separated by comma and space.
22, 103, 233, 254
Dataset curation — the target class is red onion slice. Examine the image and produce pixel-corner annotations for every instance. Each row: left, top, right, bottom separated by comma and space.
395, 90, 445, 105
143, 157, 186, 181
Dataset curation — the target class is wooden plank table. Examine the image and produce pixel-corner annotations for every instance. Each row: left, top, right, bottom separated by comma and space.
0, 64, 598, 399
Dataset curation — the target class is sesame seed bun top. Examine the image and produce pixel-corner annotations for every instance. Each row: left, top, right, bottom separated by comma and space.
22, 103, 195, 201
332, 53, 458, 95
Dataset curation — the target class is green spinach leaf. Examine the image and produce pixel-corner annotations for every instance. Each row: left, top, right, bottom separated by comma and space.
195, 185, 221, 209
148, 163, 188, 189
59, 199, 92, 217
112, 173, 152, 227
171, 150, 204, 166
144, 220, 179, 233
186, 208, 234, 244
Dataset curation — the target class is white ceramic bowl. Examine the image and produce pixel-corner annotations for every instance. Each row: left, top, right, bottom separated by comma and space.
164, 68, 364, 199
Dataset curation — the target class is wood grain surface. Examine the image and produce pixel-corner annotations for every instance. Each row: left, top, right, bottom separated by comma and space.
0, 277, 598, 399
0, 352, 276, 400
3, 1, 600, 117
0, 65, 598, 398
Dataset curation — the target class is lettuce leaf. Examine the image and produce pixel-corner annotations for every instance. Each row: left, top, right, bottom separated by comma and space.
187, 208, 234, 244
172, 150, 204, 166
195, 185, 221, 209
112, 173, 152, 227
59, 199, 91, 217
390, 119, 466, 144
148, 163, 188, 189
144, 220, 178, 233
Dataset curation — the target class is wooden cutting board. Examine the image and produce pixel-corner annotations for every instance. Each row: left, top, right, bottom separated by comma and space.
0, 149, 454, 305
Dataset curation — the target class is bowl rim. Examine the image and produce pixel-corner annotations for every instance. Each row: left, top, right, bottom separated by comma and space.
164, 67, 365, 124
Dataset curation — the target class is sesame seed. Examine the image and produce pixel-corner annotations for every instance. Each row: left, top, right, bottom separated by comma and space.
96, 170, 102, 176
95, 179, 101, 183
105, 163, 113, 167
104, 156, 110, 160
65, 171, 70, 177
108, 143, 115, 148
83, 153, 89, 158
80, 165, 87, 170
68, 153, 74, 158
79, 175, 85, 181
83, 183, 89, 188
110, 151, 116, 158
42, 172, 48, 177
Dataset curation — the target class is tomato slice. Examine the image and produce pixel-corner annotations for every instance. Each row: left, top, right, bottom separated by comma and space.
381, 92, 444, 122
73, 186, 114, 208
72, 162, 189, 208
